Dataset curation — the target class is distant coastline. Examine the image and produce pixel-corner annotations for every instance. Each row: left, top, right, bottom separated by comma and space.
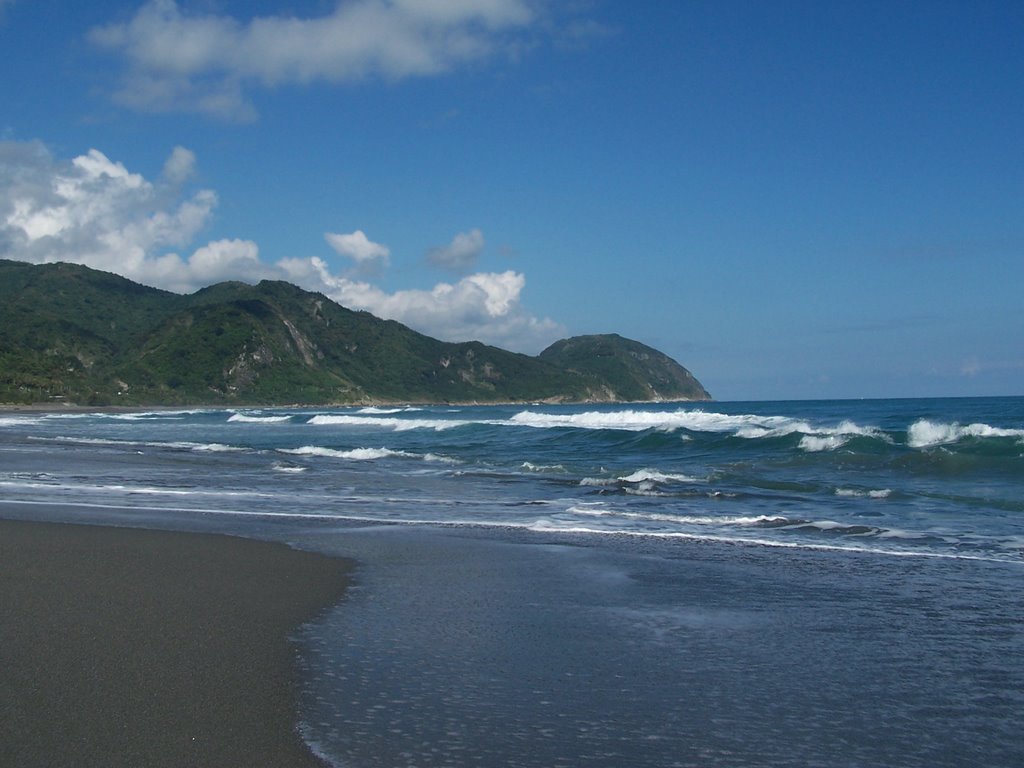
0, 395, 711, 413
0, 260, 711, 407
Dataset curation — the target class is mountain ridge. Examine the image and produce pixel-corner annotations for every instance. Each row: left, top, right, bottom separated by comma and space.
0, 259, 711, 406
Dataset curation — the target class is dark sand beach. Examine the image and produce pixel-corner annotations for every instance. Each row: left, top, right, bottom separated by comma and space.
0, 519, 352, 768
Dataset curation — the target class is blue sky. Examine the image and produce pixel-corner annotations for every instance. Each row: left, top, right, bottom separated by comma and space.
1, 0, 1021, 400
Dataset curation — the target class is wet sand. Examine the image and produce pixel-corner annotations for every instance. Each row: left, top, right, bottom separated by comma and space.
0, 519, 352, 767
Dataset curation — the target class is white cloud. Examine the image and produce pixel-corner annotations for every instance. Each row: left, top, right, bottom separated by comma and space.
0, 140, 220, 290
184, 237, 270, 282
162, 145, 197, 184
427, 227, 484, 271
0, 140, 563, 352
325, 229, 391, 271
90, 0, 539, 119
279, 257, 563, 352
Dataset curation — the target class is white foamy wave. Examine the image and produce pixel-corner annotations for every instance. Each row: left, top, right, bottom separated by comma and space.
186, 442, 243, 452
619, 469, 700, 484
799, 435, 849, 452
749, 418, 883, 444
307, 414, 465, 431
876, 528, 931, 540
43, 409, 208, 421
279, 445, 424, 461
907, 419, 1024, 448
625, 482, 664, 496
278, 444, 458, 462
425, 453, 460, 465
522, 462, 567, 473
508, 409, 886, 445
228, 412, 291, 423
0, 416, 43, 427
509, 408, 765, 432
734, 420, 813, 439
355, 406, 424, 415
836, 488, 892, 499
565, 506, 794, 528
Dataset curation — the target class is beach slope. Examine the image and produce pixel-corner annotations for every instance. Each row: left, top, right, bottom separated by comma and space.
0, 519, 351, 768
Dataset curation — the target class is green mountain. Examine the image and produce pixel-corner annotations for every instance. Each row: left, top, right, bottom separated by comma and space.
539, 334, 711, 402
0, 259, 711, 406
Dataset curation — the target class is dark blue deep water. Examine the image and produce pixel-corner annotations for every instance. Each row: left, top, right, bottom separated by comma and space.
2, 397, 1022, 766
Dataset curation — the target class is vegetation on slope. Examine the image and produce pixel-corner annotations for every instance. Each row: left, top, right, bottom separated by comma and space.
540, 334, 711, 401
0, 260, 710, 406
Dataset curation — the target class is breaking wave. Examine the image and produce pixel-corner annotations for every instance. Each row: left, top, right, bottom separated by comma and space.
355, 406, 423, 415
228, 412, 292, 423
507, 409, 886, 446
307, 415, 467, 431
908, 419, 1024, 448
278, 446, 455, 463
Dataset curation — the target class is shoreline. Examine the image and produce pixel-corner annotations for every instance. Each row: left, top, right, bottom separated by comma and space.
0, 395, 711, 415
0, 519, 353, 768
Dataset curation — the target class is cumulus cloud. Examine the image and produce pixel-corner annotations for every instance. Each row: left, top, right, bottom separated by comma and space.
89, 0, 539, 119
325, 229, 391, 274
0, 140, 563, 351
279, 256, 563, 351
161, 145, 197, 184
0, 140, 226, 291
427, 227, 484, 271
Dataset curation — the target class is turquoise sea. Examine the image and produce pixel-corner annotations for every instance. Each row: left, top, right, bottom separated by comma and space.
2, 397, 1022, 766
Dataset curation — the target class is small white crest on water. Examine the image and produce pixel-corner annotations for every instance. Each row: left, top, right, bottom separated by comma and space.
521, 462, 566, 473
424, 452, 460, 464
619, 468, 700, 484
579, 477, 616, 487
307, 414, 464, 431
280, 445, 419, 460
625, 481, 663, 496
190, 442, 241, 452
44, 409, 209, 420
835, 488, 891, 499
228, 412, 291, 423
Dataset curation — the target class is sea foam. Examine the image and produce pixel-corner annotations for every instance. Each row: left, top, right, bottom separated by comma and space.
228, 412, 292, 423
280, 446, 420, 460
507, 409, 886, 446
836, 488, 892, 499
307, 414, 465, 431
908, 419, 1024, 448
355, 406, 423, 414
618, 469, 701, 484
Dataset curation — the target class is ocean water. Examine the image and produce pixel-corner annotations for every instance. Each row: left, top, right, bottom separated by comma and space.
1, 397, 1022, 766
